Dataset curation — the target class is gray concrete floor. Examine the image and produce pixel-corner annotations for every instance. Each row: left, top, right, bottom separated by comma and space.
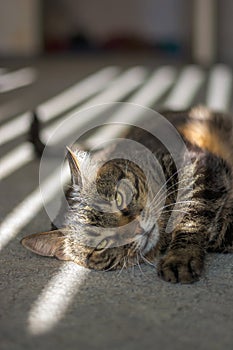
0, 56, 233, 350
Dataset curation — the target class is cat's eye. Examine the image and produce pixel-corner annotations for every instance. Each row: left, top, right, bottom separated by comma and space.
95, 239, 108, 251
115, 191, 124, 208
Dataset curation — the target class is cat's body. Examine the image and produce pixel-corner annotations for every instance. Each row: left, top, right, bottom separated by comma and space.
22, 106, 233, 283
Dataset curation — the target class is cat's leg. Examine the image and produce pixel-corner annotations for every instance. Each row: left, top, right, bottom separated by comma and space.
157, 204, 233, 283
157, 195, 228, 283
157, 214, 207, 283
156, 215, 233, 282
157, 152, 233, 283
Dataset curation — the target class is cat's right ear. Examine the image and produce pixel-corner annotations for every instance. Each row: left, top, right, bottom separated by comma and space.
20, 229, 74, 261
66, 147, 83, 186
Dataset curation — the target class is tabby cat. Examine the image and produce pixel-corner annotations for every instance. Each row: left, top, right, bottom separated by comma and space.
21, 106, 233, 283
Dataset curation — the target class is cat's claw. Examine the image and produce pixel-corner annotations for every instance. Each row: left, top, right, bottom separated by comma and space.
157, 250, 204, 284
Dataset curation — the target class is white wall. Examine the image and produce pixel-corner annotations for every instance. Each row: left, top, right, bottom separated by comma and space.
218, 0, 233, 63
0, 0, 42, 56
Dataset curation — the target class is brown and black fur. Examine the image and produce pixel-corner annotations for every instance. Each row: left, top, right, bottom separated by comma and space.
21, 106, 233, 283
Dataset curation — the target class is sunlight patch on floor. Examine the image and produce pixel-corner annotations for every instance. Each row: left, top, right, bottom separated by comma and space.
0, 166, 70, 251
206, 64, 232, 110
28, 263, 89, 335
164, 65, 205, 110
0, 67, 37, 93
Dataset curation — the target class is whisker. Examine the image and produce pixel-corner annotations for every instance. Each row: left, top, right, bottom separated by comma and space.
152, 194, 193, 214
159, 200, 196, 211
151, 177, 193, 209
129, 262, 135, 278
117, 257, 126, 276
151, 185, 193, 211
151, 166, 188, 205
158, 208, 189, 215
137, 252, 156, 282
136, 252, 146, 277
139, 251, 156, 267
104, 259, 120, 272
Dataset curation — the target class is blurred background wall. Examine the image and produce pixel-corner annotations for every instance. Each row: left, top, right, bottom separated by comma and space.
218, 0, 233, 63
0, 0, 232, 64
0, 0, 42, 56
42, 0, 190, 54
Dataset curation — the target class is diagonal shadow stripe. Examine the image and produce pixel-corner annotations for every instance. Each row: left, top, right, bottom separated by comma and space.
0, 67, 146, 181
0, 67, 120, 147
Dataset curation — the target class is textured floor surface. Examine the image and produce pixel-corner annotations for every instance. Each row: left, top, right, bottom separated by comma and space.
0, 55, 233, 350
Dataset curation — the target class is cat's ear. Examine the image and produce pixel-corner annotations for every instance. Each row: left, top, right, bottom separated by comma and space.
66, 146, 83, 186
20, 229, 73, 261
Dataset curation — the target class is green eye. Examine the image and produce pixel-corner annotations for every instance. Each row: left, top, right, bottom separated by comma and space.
96, 239, 108, 251
116, 191, 123, 208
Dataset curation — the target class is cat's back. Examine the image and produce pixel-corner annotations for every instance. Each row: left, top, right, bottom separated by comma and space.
173, 106, 233, 165
125, 106, 233, 165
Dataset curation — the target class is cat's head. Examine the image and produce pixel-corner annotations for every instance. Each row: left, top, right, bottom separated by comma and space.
21, 146, 161, 270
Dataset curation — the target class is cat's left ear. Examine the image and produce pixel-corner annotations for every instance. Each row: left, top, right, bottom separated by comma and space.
20, 229, 73, 261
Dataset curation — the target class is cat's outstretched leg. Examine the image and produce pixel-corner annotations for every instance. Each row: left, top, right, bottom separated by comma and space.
157, 204, 232, 283
160, 217, 233, 284
157, 228, 206, 284
157, 150, 233, 283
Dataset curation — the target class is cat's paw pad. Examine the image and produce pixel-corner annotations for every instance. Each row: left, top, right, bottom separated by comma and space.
157, 251, 204, 284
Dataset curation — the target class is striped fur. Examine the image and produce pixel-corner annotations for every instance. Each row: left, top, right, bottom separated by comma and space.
21, 106, 233, 283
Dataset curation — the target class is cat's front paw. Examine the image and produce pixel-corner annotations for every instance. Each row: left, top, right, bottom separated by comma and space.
157, 249, 204, 284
